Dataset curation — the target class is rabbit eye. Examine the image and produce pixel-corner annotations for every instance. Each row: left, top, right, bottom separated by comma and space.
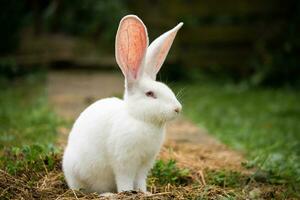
145, 91, 156, 98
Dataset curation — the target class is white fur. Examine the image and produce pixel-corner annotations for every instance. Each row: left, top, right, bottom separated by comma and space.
63, 15, 183, 194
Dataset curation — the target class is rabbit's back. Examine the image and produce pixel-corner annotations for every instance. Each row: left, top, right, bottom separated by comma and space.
67, 97, 124, 145
63, 97, 124, 192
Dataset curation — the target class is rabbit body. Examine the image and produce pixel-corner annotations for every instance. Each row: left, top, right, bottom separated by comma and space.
63, 15, 183, 194
63, 97, 165, 193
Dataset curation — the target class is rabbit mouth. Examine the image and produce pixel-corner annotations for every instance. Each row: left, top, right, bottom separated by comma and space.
148, 111, 179, 125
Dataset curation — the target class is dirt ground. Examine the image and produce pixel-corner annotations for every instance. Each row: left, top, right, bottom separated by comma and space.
48, 70, 246, 172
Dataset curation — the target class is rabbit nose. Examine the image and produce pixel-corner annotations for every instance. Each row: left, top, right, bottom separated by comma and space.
174, 107, 181, 113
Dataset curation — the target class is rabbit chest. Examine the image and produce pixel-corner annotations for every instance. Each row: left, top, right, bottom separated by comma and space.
109, 119, 165, 164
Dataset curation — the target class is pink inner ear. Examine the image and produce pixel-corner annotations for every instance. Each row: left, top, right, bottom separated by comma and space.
154, 31, 176, 73
117, 17, 147, 79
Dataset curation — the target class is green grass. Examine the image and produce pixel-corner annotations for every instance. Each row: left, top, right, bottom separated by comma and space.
205, 170, 244, 188
176, 81, 300, 189
150, 159, 191, 186
0, 144, 60, 175
0, 73, 63, 149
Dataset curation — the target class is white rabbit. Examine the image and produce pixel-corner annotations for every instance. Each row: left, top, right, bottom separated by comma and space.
63, 15, 183, 194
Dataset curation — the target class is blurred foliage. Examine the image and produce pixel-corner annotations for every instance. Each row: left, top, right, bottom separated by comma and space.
249, 1, 300, 87
157, 63, 191, 83
43, 0, 127, 44
0, 57, 20, 79
0, 0, 27, 53
0, 0, 299, 87
0, 73, 63, 149
0, 57, 32, 80
0, 0, 127, 54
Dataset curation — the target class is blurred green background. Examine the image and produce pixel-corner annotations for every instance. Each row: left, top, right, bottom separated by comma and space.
0, 0, 299, 196
1, 0, 299, 86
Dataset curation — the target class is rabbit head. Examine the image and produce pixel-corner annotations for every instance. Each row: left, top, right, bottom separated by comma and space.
115, 15, 183, 124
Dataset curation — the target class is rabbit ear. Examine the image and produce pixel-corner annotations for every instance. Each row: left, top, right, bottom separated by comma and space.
144, 22, 183, 80
115, 15, 148, 84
